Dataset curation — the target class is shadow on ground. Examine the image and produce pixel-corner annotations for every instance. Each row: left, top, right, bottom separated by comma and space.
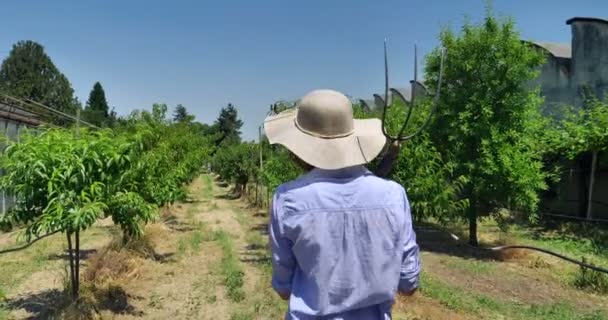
250, 223, 269, 236
415, 223, 515, 261
240, 243, 272, 266
163, 215, 197, 232
215, 193, 241, 200
5, 287, 144, 319
5, 289, 64, 319
152, 252, 177, 263
48, 249, 98, 261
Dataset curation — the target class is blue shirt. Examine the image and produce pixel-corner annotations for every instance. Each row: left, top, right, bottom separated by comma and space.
269, 165, 421, 320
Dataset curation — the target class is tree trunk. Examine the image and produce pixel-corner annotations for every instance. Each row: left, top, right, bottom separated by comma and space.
66, 232, 76, 300
75, 230, 80, 299
255, 181, 259, 207
468, 201, 479, 246
234, 183, 243, 197
587, 151, 598, 220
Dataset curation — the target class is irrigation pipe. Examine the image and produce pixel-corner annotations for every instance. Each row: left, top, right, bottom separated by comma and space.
418, 225, 608, 275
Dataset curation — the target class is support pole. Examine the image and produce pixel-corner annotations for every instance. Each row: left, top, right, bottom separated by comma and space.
587, 151, 598, 220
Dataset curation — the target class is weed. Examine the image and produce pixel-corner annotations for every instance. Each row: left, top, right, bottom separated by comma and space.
440, 258, 494, 275
216, 230, 245, 302
177, 238, 188, 256
202, 175, 214, 199
234, 227, 286, 318
148, 293, 163, 309
245, 231, 266, 249
230, 311, 252, 320
196, 222, 217, 240
528, 256, 552, 269
0, 285, 6, 319
0, 305, 8, 320
232, 208, 249, 226
209, 202, 219, 210
572, 257, 608, 294
205, 293, 217, 304
189, 231, 204, 251
32, 241, 50, 266
186, 206, 198, 220
192, 275, 218, 304
420, 273, 608, 320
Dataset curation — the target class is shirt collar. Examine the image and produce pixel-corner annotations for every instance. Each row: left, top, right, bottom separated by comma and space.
307, 165, 372, 180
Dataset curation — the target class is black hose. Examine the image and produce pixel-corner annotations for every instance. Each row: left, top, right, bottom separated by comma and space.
418, 226, 608, 275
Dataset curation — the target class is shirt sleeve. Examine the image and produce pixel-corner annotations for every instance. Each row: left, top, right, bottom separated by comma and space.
269, 190, 296, 295
398, 189, 421, 293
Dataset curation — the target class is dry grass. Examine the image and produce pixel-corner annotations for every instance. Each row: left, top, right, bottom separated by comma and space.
83, 249, 140, 285
159, 205, 174, 219
493, 233, 530, 261
58, 237, 150, 319
60, 225, 170, 319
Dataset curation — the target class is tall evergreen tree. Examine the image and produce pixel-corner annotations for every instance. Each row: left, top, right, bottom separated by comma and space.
214, 103, 243, 145
0, 40, 78, 116
173, 104, 194, 123
83, 82, 110, 126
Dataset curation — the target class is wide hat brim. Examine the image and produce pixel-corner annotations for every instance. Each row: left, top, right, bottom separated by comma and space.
263, 109, 387, 170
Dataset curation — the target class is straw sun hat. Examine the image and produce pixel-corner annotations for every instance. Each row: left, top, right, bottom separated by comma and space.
263, 89, 387, 170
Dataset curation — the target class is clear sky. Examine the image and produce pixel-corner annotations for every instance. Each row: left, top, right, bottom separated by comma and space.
1, 0, 606, 140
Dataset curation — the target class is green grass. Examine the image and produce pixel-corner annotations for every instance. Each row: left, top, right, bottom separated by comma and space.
230, 226, 285, 319
176, 223, 216, 257
205, 201, 219, 211
147, 292, 163, 309
571, 260, 608, 294
227, 213, 285, 320
0, 238, 54, 291
518, 232, 608, 264
189, 231, 204, 251
439, 257, 495, 275
420, 273, 608, 320
186, 206, 198, 221
0, 285, 7, 317
201, 175, 214, 199
504, 224, 608, 291
447, 218, 608, 294
0, 305, 8, 320
232, 208, 248, 226
216, 230, 245, 302
245, 231, 266, 249
472, 219, 608, 266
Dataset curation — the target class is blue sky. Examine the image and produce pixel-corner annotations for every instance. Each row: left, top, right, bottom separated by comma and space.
1, 0, 606, 140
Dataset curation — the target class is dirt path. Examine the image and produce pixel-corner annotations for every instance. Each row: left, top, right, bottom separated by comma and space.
107, 176, 234, 320
105, 175, 284, 320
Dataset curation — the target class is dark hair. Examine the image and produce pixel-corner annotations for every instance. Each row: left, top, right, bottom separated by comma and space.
289, 151, 314, 171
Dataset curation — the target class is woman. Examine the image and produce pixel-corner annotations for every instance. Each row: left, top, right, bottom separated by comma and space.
264, 89, 420, 319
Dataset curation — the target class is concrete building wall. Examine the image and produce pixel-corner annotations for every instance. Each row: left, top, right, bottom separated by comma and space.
0, 111, 36, 214
568, 18, 608, 107
532, 54, 573, 115
535, 18, 608, 219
